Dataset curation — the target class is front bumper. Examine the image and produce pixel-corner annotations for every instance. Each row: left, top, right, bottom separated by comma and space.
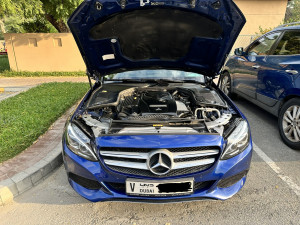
62, 136, 253, 203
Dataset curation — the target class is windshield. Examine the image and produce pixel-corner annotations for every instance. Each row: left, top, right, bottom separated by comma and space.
108, 70, 205, 83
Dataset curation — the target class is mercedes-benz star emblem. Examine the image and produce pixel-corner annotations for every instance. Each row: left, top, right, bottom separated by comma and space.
147, 150, 173, 175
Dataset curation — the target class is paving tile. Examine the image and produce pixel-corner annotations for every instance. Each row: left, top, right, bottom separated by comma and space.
0, 174, 9, 181
34, 160, 53, 178
0, 170, 18, 179
24, 166, 43, 185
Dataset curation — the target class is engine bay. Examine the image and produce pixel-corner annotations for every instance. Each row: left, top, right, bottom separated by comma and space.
77, 82, 239, 137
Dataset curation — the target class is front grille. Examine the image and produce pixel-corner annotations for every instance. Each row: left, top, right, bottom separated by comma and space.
106, 180, 215, 194
100, 146, 220, 178
107, 182, 126, 193
195, 180, 215, 191
108, 164, 212, 178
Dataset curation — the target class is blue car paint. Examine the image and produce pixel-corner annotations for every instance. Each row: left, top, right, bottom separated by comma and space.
63, 138, 252, 202
224, 26, 300, 116
68, 0, 246, 77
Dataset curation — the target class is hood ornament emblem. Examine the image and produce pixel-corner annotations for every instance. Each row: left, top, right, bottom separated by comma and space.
147, 149, 173, 175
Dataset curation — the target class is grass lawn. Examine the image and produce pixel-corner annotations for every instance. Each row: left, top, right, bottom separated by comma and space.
0, 55, 10, 72
0, 82, 89, 163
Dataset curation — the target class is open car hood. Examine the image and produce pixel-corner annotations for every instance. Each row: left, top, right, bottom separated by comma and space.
68, 0, 245, 79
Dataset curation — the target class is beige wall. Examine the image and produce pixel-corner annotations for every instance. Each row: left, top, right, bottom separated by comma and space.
231, 0, 288, 52
4, 1, 288, 72
236, 0, 288, 35
4, 33, 86, 72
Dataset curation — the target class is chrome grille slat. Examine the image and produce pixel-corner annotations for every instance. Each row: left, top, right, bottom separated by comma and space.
100, 146, 220, 177
104, 160, 148, 170
101, 151, 148, 159
173, 150, 219, 159
173, 158, 215, 169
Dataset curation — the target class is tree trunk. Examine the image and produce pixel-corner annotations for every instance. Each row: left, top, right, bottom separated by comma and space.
0, 19, 6, 34
44, 14, 69, 33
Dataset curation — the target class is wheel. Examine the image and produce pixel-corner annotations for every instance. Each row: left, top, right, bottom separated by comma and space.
278, 98, 300, 150
220, 72, 237, 98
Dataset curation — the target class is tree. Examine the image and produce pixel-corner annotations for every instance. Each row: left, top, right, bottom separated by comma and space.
285, 0, 300, 23
0, 0, 42, 35
3, 14, 57, 33
40, 0, 83, 33
0, 0, 83, 33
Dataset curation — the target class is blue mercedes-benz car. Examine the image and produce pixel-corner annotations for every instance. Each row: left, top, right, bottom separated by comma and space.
62, 0, 253, 202
220, 24, 300, 149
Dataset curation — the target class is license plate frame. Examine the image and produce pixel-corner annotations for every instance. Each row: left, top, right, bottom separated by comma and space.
126, 178, 194, 197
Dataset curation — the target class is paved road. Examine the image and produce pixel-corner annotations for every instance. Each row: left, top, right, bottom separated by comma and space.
0, 97, 300, 225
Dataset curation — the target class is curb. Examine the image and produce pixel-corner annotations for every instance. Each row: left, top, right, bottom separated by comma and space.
0, 145, 63, 206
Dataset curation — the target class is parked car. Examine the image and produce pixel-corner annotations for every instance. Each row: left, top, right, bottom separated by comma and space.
220, 24, 300, 149
0, 41, 7, 55
63, 0, 253, 202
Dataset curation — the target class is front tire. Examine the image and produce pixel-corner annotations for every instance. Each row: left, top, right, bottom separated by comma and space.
278, 98, 300, 150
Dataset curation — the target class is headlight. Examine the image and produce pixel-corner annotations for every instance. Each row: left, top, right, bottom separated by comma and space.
66, 123, 98, 161
221, 121, 250, 160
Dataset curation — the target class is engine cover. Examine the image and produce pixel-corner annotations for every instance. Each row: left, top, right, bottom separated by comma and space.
139, 91, 177, 115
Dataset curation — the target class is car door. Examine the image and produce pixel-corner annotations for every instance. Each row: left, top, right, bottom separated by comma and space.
233, 32, 282, 99
257, 30, 300, 107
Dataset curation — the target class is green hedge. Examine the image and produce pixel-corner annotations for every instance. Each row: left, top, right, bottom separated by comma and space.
0, 55, 10, 72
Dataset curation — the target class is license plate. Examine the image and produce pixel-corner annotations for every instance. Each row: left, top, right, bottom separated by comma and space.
126, 178, 194, 197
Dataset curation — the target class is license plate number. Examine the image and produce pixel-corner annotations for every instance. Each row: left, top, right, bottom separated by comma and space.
126, 178, 194, 197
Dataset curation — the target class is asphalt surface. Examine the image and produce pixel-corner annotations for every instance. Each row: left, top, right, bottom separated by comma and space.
0, 96, 300, 225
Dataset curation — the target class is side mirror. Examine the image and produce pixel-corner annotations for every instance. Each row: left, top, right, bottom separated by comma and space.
234, 47, 244, 56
